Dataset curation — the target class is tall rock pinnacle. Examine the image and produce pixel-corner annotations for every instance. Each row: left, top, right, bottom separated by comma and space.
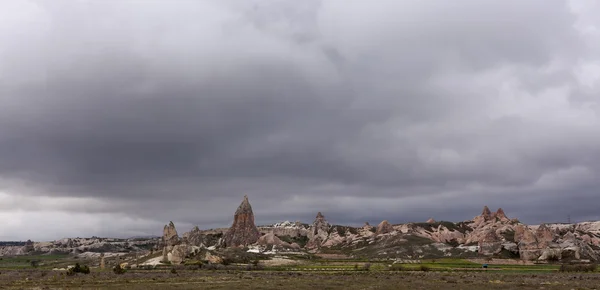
495, 208, 509, 221
482, 206, 492, 218
223, 195, 260, 247
163, 221, 179, 247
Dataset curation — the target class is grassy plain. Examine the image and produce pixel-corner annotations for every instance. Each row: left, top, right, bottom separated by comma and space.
0, 255, 599, 289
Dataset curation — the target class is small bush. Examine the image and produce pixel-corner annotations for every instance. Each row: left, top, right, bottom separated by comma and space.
170, 268, 177, 274
67, 263, 90, 276
113, 264, 126, 275
389, 264, 405, 271
419, 265, 430, 272
222, 258, 233, 266
363, 263, 371, 271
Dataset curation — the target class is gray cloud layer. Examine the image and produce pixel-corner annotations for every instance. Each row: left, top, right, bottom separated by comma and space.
1, 0, 599, 240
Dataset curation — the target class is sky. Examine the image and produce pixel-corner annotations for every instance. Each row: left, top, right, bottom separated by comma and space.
1, 0, 599, 241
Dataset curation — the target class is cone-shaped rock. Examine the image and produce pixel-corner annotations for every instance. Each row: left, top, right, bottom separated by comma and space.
223, 195, 260, 247
375, 220, 394, 235
481, 206, 492, 218
426, 218, 436, 224
495, 208, 509, 221
306, 212, 331, 249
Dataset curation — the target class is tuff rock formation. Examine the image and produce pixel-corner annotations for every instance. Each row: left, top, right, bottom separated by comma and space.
223, 195, 260, 247
482, 206, 492, 218
257, 233, 293, 249
478, 229, 503, 255
163, 221, 179, 247
162, 221, 180, 261
306, 212, 331, 249
375, 220, 394, 235
168, 244, 188, 264
183, 226, 204, 247
495, 208, 509, 221
427, 218, 436, 224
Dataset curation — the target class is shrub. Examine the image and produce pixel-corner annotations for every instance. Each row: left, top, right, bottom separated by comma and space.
67, 263, 90, 276
170, 268, 177, 274
222, 258, 233, 265
419, 265, 430, 272
363, 263, 371, 271
113, 264, 126, 275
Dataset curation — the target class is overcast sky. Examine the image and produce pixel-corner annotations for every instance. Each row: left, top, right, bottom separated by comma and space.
1, 0, 599, 241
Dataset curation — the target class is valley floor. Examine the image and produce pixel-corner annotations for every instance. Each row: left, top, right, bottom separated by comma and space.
1, 269, 600, 289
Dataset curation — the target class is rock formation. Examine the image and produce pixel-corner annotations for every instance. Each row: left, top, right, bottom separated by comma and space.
482, 206, 492, 219
535, 224, 555, 248
257, 233, 293, 249
478, 229, 502, 255
306, 212, 331, 249
162, 221, 180, 261
495, 208, 509, 221
183, 226, 204, 247
427, 218, 436, 224
168, 244, 188, 264
223, 195, 260, 247
22, 240, 34, 253
163, 221, 179, 247
375, 220, 394, 235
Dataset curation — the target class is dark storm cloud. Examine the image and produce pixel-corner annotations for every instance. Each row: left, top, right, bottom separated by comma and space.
0, 0, 599, 239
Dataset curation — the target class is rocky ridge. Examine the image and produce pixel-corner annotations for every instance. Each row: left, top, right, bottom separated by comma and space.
2, 199, 600, 265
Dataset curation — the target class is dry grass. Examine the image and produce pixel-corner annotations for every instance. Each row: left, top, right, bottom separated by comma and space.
0, 269, 600, 289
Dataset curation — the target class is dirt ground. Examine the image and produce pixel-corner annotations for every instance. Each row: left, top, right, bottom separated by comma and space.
1, 269, 600, 290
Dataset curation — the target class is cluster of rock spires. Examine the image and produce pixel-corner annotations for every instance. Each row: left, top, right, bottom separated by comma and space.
3, 197, 599, 265
155, 199, 600, 264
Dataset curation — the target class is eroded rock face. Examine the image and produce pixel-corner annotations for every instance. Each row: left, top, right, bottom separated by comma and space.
163, 221, 180, 247
183, 226, 204, 247
306, 212, 331, 249
535, 224, 555, 248
257, 233, 292, 249
376, 220, 394, 235
478, 229, 503, 255
168, 244, 188, 264
22, 240, 34, 253
426, 218, 436, 224
223, 195, 260, 247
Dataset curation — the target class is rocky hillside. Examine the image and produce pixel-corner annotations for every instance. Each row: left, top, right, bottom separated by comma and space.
2, 197, 599, 265
0, 237, 158, 257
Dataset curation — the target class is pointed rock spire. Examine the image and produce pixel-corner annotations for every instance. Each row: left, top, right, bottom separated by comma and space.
162, 221, 179, 247
375, 220, 394, 235
223, 195, 260, 247
306, 212, 331, 249
495, 208, 508, 221
482, 206, 492, 217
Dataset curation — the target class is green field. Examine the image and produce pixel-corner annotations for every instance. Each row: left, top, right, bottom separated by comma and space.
0, 255, 598, 289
